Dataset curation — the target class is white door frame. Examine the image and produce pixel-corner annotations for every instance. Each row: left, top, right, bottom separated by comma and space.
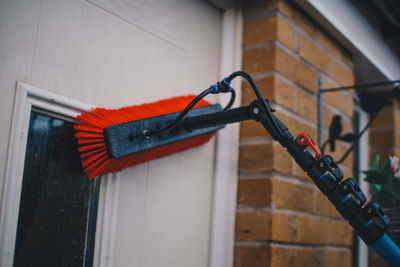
209, 4, 242, 267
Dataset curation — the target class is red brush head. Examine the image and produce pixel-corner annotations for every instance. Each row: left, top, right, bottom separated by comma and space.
74, 96, 215, 179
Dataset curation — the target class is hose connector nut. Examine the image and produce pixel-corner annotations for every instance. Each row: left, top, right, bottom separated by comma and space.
217, 78, 232, 93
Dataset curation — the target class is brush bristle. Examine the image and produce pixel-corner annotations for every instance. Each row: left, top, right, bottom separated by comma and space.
74, 95, 215, 179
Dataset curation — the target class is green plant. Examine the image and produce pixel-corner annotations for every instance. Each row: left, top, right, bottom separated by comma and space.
363, 155, 400, 208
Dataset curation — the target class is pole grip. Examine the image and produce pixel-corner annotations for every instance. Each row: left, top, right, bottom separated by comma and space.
372, 234, 400, 267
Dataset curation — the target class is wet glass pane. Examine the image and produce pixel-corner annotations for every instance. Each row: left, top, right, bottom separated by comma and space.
13, 111, 100, 267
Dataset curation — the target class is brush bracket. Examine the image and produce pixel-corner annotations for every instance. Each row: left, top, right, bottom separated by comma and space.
103, 104, 224, 158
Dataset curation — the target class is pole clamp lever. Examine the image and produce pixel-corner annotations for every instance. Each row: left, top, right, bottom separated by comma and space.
296, 133, 322, 159
317, 155, 343, 182
339, 178, 367, 206
350, 201, 390, 245
363, 202, 390, 231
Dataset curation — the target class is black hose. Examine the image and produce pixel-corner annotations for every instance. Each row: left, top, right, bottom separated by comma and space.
145, 86, 236, 137
226, 71, 285, 140
144, 87, 215, 137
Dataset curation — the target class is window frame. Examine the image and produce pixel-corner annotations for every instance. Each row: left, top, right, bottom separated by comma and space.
0, 82, 118, 267
209, 4, 242, 267
354, 106, 371, 267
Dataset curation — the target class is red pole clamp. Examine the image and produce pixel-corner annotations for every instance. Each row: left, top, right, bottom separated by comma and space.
296, 133, 322, 159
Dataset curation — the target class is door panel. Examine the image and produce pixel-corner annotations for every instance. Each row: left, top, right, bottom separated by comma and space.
5, 0, 223, 266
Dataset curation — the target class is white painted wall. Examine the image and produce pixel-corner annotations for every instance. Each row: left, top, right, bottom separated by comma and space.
209, 5, 242, 267
0, 0, 240, 266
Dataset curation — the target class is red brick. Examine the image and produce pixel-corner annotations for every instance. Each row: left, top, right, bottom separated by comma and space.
371, 106, 394, 128
278, 112, 318, 140
341, 170, 354, 184
276, 16, 296, 50
317, 31, 342, 58
239, 143, 273, 171
322, 136, 345, 162
296, 216, 329, 244
272, 75, 296, 109
323, 105, 334, 131
315, 191, 341, 218
340, 92, 354, 117
243, 44, 317, 92
242, 111, 316, 143
298, 34, 332, 74
241, 75, 295, 110
370, 130, 395, 147
328, 220, 353, 246
270, 247, 351, 267
276, 1, 317, 38
337, 250, 352, 267
275, 46, 317, 92
240, 120, 267, 138
237, 179, 272, 206
236, 212, 272, 240
333, 62, 354, 86
322, 78, 341, 109
394, 107, 400, 129
239, 143, 293, 175
234, 246, 270, 267
337, 144, 353, 170
243, 46, 275, 74
270, 246, 316, 267
271, 213, 296, 241
294, 164, 312, 181
322, 249, 351, 267
235, 210, 296, 242
243, 0, 279, 16
270, 179, 314, 213
341, 50, 354, 69
244, 16, 278, 46
244, 16, 295, 51
244, 0, 320, 39
296, 89, 318, 122
369, 249, 388, 267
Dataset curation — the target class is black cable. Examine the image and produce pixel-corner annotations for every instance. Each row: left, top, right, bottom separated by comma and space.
144, 86, 236, 137
224, 89, 236, 110
321, 80, 400, 93
145, 71, 276, 139
144, 88, 215, 137
226, 71, 285, 140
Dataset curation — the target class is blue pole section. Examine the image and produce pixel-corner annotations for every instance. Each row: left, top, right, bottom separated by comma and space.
372, 234, 400, 267
317, 76, 323, 148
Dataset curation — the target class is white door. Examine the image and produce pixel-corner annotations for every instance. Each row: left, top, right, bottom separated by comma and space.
0, 0, 239, 266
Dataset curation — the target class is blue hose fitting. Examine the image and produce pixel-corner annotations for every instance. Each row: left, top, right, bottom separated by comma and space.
210, 85, 218, 94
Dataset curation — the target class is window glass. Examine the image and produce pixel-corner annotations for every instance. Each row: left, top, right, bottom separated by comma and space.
13, 111, 100, 267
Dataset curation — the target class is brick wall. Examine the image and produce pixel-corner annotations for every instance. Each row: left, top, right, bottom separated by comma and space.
235, 0, 356, 266
370, 102, 400, 161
